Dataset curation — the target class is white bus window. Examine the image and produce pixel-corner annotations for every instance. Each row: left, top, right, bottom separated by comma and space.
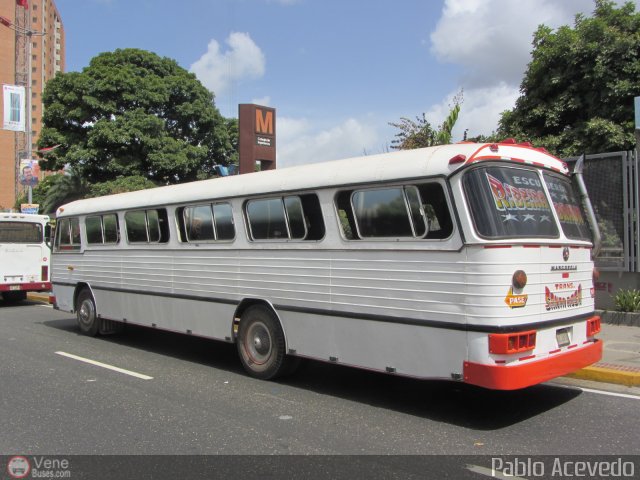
417, 183, 454, 239
543, 172, 592, 241
405, 186, 428, 237
125, 209, 169, 244
213, 203, 235, 241
125, 211, 148, 242
86, 214, 120, 245
247, 198, 288, 239
55, 217, 81, 251
0, 222, 42, 243
284, 196, 306, 239
185, 205, 215, 241
85, 216, 103, 244
463, 166, 560, 239
246, 195, 324, 241
352, 187, 414, 238
103, 214, 119, 244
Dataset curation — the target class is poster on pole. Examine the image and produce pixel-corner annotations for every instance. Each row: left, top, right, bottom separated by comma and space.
19, 159, 40, 187
2, 85, 26, 132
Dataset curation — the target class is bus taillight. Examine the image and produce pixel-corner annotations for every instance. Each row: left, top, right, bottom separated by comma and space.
512, 270, 527, 289
41, 265, 49, 281
587, 316, 601, 337
489, 330, 536, 354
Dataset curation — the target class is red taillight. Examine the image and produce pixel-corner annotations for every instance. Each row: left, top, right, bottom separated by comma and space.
489, 330, 536, 354
41, 265, 49, 281
587, 316, 601, 337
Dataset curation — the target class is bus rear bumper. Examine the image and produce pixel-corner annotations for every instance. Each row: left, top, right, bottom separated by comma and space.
0, 282, 52, 293
463, 339, 603, 390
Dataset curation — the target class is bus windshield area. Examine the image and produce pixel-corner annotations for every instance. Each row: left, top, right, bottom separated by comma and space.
463, 165, 591, 241
0, 222, 43, 243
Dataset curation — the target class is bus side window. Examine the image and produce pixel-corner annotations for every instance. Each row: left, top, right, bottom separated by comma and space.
298, 194, 325, 241
85, 216, 104, 244
245, 194, 323, 241
417, 183, 453, 239
335, 191, 359, 240
213, 203, 235, 241
55, 217, 81, 251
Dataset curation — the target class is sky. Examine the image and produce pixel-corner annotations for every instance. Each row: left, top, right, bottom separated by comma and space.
54, 0, 639, 167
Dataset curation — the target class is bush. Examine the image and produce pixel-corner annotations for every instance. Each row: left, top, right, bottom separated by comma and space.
613, 289, 640, 312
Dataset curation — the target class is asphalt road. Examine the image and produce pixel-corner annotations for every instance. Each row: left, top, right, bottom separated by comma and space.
1, 300, 639, 477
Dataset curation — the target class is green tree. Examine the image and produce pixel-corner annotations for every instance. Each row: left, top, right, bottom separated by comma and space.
390, 92, 462, 150
40, 171, 90, 214
38, 48, 235, 186
498, 0, 640, 156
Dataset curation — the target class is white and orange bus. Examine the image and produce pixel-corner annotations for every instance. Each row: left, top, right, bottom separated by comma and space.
0, 213, 52, 302
51, 141, 602, 390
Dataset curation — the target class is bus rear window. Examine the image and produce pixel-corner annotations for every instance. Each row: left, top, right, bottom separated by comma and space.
463, 166, 559, 239
543, 172, 591, 241
0, 222, 42, 243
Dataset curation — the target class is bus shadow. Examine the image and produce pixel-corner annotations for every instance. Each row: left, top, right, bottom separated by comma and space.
41, 318, 583, 430
279, 361, 583, 430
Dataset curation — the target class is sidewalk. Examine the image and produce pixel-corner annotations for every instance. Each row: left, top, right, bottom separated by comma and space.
566, 320, 640, 387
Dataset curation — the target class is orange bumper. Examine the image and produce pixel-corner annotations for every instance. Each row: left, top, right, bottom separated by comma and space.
463, 339, 603, 390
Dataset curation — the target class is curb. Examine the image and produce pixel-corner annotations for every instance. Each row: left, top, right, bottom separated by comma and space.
565, 362, 640, 387
596, 309, 640, 327
26, 292, 50, 303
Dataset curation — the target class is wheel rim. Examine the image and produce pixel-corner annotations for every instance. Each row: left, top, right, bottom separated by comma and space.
78, 299, 94, 328
244, 320, 272, 365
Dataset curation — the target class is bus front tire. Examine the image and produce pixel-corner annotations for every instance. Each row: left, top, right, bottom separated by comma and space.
236, 306, 296, 380
76, 289, 100, 337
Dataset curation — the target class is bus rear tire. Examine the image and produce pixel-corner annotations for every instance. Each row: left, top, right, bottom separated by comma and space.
236, 306, 296, 380
76, 289, 100, 337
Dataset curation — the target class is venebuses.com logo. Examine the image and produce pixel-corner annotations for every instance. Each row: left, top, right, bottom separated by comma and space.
7, 456, 30, 479
6, 456, 71, 479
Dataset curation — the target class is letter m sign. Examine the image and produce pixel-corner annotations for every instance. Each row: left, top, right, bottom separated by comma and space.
256, 108, 274, 135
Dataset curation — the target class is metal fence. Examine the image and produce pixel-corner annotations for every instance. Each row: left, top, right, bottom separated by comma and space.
565, 150, 639, 272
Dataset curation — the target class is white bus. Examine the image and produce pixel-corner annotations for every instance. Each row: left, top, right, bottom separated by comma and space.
1, 213, 52, 302
51, 142, 602, 390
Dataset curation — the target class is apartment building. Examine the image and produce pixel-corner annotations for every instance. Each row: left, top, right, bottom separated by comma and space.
0, 0, 65, 210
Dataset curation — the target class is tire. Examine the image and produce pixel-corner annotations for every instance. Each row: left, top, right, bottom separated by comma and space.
236, 305, 296, 380
76, 289, 100, 336
2, 291, 27, 302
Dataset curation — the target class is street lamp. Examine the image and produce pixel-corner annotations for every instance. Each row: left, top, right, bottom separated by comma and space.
0, 13, 46, 205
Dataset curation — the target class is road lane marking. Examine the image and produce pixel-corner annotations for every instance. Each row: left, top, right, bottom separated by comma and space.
55, 351, 153, 380
555, 383, 640, 400
578, 386, 640, 400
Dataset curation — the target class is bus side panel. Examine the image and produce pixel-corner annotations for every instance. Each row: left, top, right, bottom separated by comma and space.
280, 310, 467, 380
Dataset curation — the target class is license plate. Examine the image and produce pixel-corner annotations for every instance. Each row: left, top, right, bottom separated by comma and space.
556, 327, 571, 347
9, 285, 20, 291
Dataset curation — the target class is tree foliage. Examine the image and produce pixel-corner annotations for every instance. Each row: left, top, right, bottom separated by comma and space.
390, 92, 462, 150
498, 0, 640, 156
38, 48, 235, 187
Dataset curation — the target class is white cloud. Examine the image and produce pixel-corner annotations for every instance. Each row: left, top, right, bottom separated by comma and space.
430, 0, 593, 88
426, 0, 616, 138
277, 117, 380, 167
190, 32, 266, 95
424, 83, 520, 140
251, 96, 271, 107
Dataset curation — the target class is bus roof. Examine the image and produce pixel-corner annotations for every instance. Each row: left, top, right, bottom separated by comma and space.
57, 142, 567, 217
0, 213, 50, 222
